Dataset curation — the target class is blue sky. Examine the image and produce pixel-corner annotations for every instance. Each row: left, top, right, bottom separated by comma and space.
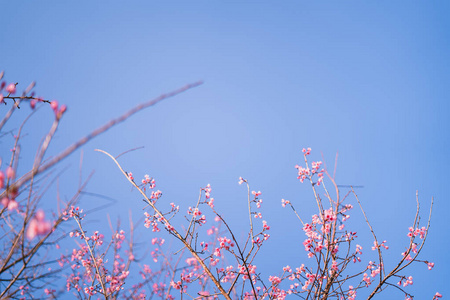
1, 1, 449, 298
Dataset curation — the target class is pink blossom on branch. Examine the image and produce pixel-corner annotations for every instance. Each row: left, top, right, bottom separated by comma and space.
5, 83, 16, 94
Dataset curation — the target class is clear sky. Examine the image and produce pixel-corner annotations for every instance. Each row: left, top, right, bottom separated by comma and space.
1, 1, 449, 298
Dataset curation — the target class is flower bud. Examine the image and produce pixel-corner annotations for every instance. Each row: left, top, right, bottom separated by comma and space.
50, 100, 58, 111
5, 83, 16, 94
6, 167, 15, 180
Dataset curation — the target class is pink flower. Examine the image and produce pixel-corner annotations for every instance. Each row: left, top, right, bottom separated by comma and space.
44, 288, 55, 295
399, 276, 413, 287
347, 285, 356, 300
0, 171, 4, 189
362, 273, 371, 286
281, 199, 290, 207
6, 167, 15, 180
283, 265, 292, 273
5, 83, 16, 94
170, 280, 182, 290
127, 172, 134, 181
268, 275, 281, 285
252, 190, 262, 197
30, 99, 37, 109
26, 210, 52, 240
7, 199, 18, 211
1, 197, 18, 211
50, 100, 58, 111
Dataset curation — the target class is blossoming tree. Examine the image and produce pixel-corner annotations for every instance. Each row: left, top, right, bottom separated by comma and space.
0, 72, 441, 299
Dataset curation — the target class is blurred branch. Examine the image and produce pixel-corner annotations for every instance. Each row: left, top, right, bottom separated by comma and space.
5, 81, 203, 198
